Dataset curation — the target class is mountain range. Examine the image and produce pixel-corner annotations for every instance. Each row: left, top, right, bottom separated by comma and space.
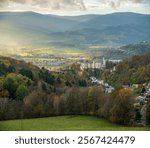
0, 11, 150, 49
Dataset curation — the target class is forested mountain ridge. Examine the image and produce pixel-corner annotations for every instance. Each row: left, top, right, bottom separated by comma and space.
0, 12, 150, 48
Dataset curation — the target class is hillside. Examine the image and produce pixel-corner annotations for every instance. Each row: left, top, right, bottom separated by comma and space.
101, 52, 150, 87
0, 12, 77, 46
0, 55, 150, 127
50, 13, 150, 47
0, 12, 150, 49
0, 56, 89, 90
103, 41, 150, 59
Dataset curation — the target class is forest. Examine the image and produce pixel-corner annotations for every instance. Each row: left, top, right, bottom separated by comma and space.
101, 52, 150, 88
0, 53, 150, 126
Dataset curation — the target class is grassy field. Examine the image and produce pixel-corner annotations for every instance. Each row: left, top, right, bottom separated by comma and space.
0, 115, 150, 131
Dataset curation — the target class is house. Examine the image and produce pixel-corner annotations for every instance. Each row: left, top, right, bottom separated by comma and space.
104, 83, 109, 87
105, 86, 115, 94
136, 96, 147, 104
108, 59, 122, 63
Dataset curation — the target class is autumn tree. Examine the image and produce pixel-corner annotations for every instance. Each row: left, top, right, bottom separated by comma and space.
87, 86, 104, 115
110, 88, 135, 125
0, 98, 8, 120
98, 94, 113, 120
66, 88, 81, 114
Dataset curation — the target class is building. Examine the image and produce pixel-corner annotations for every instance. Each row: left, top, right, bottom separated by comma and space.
108, 59, 122, 64
80, 57, 106, 70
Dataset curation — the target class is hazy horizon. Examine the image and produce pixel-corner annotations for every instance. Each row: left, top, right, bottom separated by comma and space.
0, 10, 150, 17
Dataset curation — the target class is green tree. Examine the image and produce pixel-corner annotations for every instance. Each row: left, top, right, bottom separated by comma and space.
65, 80, 72, 87
19, 68, 33, 80
4, 74, 18, 99
39, 70, 55, 85
16, 85, 29, 101
78, 79, 87, 87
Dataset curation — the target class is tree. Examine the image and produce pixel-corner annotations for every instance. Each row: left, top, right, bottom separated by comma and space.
59, 95, 67, 115
146, 100, 150, 125
78, 79, 87, 87
39, 70, 55, 85
24, 89, 51, 118
0, 77, 9, 98
34, 104, 44, 117
4, 74, 18, 99
98, 95, 113, 120
65, 80, 72, 87
0, 98, 8, 120
19, 68, 33, 80
87, 86, 104, 115
110, 88, 135, 125
66, 88, 81, 114
16, 85, 29, 101
57, 77, 62, 84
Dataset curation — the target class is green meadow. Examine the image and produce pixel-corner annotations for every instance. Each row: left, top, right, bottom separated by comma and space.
0, 116, 149, 131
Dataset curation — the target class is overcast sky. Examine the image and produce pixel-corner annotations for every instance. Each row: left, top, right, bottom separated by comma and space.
0, 0, 150, 15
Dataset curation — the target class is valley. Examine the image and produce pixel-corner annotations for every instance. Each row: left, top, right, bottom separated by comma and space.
0, 11, 150, 71
0, 11, 150, 130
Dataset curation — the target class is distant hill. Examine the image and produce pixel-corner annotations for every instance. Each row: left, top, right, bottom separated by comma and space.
0, 12, 150, 48
120, 41, 150, 55
0, 12, 77, 46
104, 41, 150, 59
76, 12, 150, 30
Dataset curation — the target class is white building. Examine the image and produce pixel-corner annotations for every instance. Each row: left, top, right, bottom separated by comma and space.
108, 59, 122, 63
80, 57, 106, 70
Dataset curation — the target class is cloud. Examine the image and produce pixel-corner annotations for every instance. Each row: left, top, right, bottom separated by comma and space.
109, 1, 120, 9
0, 0, 149, 14
32, 0, 86, 10
0, 0, 8, 7
124, 0, 150, 4
0, 0, 86, 11
98, 0, 149, 9
131, 0, 143, 3
0, 0, 26, 7
10, 0, 26, 4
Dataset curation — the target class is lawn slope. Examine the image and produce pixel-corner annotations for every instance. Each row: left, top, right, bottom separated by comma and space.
0, 116, 149, 131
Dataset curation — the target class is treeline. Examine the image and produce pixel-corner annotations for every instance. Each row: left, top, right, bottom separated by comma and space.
0, 83, 136, 125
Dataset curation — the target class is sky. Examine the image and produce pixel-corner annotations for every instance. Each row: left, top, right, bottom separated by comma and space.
0, 0, 150, 15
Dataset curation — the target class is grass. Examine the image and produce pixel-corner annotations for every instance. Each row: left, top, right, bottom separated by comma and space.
0, 115, 150, 131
